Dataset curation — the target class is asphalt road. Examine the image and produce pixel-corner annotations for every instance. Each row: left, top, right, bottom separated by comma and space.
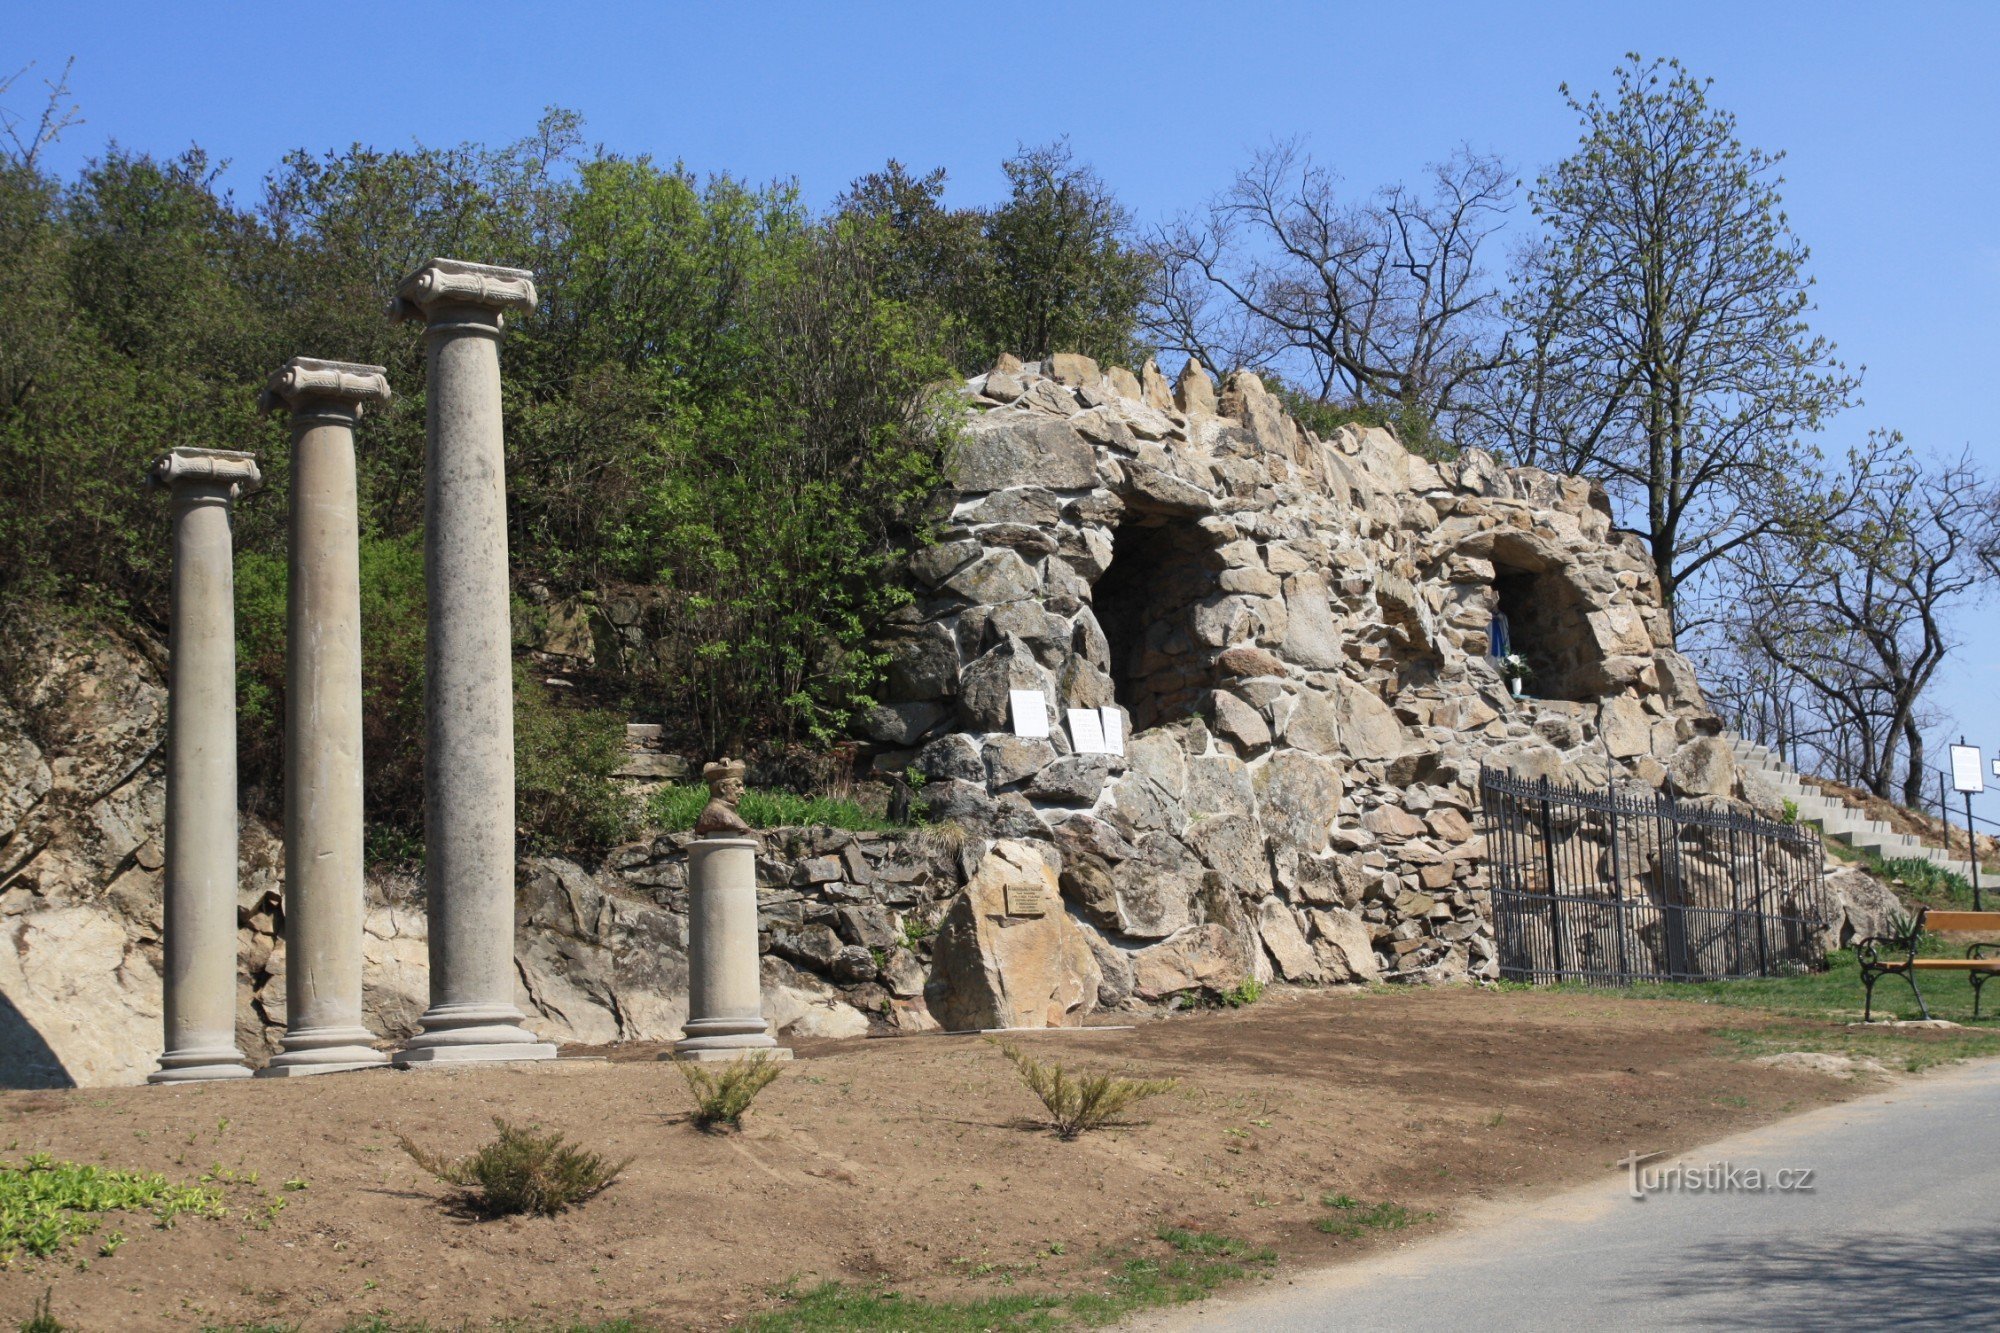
1138, 1058, 2000, 1332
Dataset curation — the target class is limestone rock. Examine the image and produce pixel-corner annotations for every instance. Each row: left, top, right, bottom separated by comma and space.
1333, 675, 1407, 760
1820, 866, 1903, 951
1669, 736, 1735, 798
1132, 924, 1251, 1000
1307, 907, 1382, 983
957, 635, 1057, 732
949, 413, 1098, 492
1174, 359, 1218, 417
927, 840, 1101, 1030
0, 907, 161, 1088
1258, 899, 1321, 981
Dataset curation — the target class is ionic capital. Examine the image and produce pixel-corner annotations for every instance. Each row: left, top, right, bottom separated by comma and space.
150, 447, 263, 499
390, 258, 538, 329
257, 357, 391, 419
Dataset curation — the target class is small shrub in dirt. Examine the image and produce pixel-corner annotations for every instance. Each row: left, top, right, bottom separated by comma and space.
397, 1118, 627, 1217
1315, 1194, 1429, 1239
1222, 978, 1264, 1007
18, 1289, 61, 1332
994, 1042, 1178, 1140
674, 1054, 784, 1132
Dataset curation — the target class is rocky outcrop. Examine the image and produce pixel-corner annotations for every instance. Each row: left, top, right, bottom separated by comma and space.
871, 354, 1752, 1017
926, 840, 1100, 1030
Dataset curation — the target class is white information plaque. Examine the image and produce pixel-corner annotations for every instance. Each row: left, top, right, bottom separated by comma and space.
1099, 706, 1125, 757
1068, 708, 1107, 754
1951, 743, 1986, 794
1009, 689, 1050, 739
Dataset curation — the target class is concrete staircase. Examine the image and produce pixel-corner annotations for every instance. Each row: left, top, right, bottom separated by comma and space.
1727, 735, 1981, 882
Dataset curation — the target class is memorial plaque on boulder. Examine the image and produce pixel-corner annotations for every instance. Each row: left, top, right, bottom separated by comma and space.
1005, 882, 1048, 918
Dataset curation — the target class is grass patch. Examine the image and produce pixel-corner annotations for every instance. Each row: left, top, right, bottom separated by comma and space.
397, 1119, 628, 1218
0, 1155, 223, 1266
1314, 1194, 1430, 1240
1221, 978, 1264, 1008
742, 1227, 1276, 1331
1536, 949, 2000, 1073
994, 1042, 1178, 1140
674, 1054, 785, 1132
646, 784, 913, 834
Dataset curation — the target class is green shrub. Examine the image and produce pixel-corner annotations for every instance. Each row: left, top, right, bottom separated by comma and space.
0, 1155, 223, 1266
1272, 385, 1457, 461
396, 1119, 627, 1218
645, 782, 908, 833
1781, 798, 1799, 825
513, 665, 638, 854
994, 1042, 1178, 1140
674, 1054, 785, 1132
1222, 978, 1264, 1007
1884, 857, 1975, 903
1315, 1193, 1428, 1239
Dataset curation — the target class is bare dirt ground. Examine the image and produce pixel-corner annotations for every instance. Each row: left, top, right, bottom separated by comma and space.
0, 986, 1936, 1331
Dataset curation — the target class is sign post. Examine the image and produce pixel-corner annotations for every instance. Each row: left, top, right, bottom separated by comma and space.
1949, 741, 1985, 910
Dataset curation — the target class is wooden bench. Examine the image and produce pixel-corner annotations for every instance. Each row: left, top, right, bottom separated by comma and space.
1857, 908, 2000, 1021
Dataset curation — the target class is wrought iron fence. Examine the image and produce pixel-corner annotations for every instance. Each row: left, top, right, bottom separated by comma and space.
1481, 767, 1827, 985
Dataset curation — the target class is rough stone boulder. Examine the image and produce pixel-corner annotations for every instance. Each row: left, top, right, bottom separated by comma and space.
1820, 866, 1904, 951
927, 839, 1102, 1030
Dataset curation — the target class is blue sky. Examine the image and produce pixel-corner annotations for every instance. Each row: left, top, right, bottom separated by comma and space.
12, 0, 1998, 826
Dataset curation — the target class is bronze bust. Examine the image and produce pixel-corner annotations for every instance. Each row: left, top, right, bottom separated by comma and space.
693, 757, 753, 838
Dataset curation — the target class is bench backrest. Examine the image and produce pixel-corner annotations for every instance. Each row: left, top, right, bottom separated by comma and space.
1924, 910, 2000, 933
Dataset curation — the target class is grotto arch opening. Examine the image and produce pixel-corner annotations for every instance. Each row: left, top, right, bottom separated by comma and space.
1091, 518, 1219, 734
1490, 558, 1600, 704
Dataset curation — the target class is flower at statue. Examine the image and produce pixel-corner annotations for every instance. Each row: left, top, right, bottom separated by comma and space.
1497, 653, 1534, 682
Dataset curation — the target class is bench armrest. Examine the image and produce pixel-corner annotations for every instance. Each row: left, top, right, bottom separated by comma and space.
1858, 930, 1921, 970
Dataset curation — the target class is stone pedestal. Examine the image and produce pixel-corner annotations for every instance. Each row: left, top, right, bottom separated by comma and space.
149, 448, 260, 1084
390, 259, 555, 1067
257, 359, 392, 1078
668, 838, 789, 1062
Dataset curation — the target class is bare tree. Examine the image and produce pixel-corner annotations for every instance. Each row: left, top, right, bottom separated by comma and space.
1486, 56, 1859, 625
1727, 443, 1996, 804
0, 57, 82, 171
1144, 140, 1514, 431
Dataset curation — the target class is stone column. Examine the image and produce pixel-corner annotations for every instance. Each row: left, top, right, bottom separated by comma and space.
668, 838, 789, 1062
390, 259, 555, 1066
149, 448, 261, 1084
256, 359, 392, 1077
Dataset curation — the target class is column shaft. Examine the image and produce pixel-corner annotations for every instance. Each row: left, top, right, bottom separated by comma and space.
259, 360, 391, 1076
671, 838, 787, 1062
390, 259, 554, 1065
151, 449, 259, 1084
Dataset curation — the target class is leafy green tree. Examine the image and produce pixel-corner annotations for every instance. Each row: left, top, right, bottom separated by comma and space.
1491, 55, 1858, 622
837, 160, 989, 368
979, 139, 1152, 367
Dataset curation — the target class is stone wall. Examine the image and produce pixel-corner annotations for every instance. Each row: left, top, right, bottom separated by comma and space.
864, 353, 1750, 1016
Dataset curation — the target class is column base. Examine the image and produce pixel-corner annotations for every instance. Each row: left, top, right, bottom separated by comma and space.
665, 1044, 793, 1064
149, 1049, 253, 1084
396, 1000, 557, 1067
260, 1025, 390, 1077
670, 1018, 788, 1062
394, 1042, 560, 1067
